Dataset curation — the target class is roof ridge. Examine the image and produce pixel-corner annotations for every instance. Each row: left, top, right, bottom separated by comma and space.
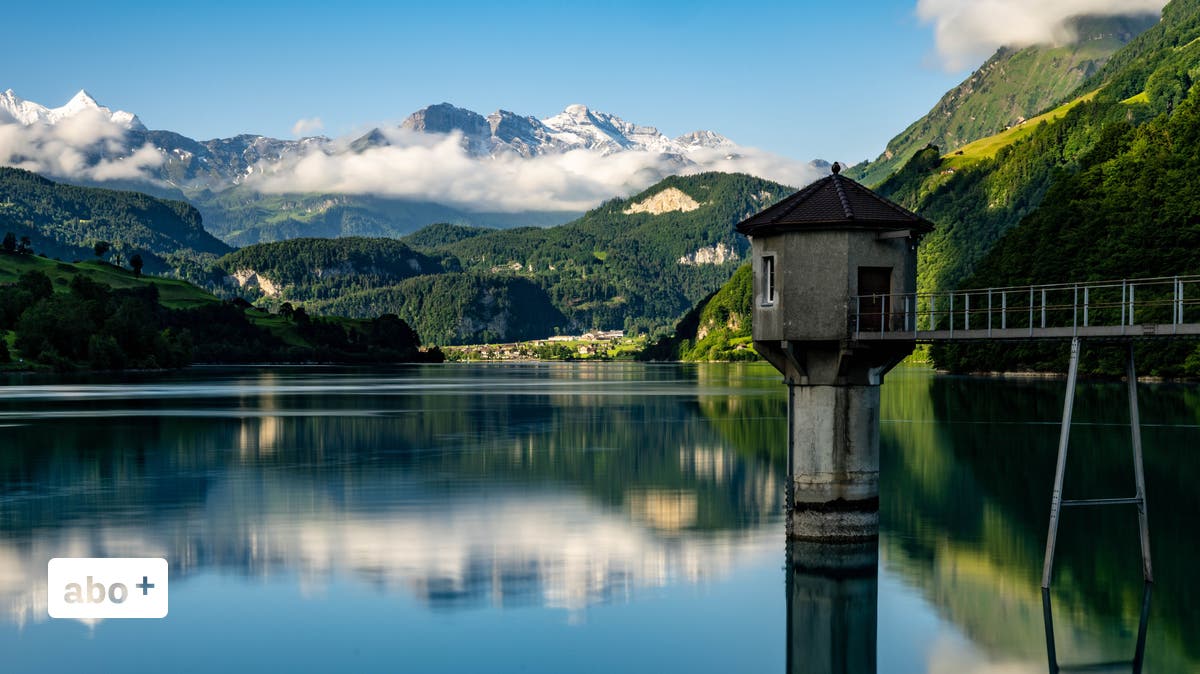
831, 174, 854, 220
745, 176, 827, 226
840, 173, 923, 222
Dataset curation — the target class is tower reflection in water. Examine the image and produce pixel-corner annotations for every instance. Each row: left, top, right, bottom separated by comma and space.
786, 541, 878, 674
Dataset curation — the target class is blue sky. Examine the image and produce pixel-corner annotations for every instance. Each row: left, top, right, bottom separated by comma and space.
2, 0, 986, 163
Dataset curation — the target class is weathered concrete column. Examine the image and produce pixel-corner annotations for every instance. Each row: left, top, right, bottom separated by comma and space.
788, 383, 880, 540
759, 341, 907, 541
787, 540, 878, 674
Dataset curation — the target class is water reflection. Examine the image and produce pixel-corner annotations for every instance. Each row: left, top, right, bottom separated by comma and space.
787, 541, 877, 674
879, 366, 1197, 672
1042, 584, 1152, 674
0, 364, 1197, 673
0, 365, 785, 630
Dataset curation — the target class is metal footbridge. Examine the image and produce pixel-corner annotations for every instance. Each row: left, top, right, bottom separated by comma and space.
850, 274, 1200, 341
852, 273, 1200, 592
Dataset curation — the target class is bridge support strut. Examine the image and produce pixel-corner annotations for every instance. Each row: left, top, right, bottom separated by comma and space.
1041, 339, 1154, 588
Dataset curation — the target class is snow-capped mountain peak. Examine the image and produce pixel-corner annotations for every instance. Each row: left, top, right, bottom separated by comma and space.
0, 89, 52, 125
541, 105, 671, 154
0, 88, 144, 130
674, 130, 736, 150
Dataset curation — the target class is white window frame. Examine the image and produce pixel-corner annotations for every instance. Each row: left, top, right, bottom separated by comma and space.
762, 255, 776, 306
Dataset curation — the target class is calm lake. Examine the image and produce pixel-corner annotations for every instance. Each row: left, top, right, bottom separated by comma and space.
0, 363, 1196, 672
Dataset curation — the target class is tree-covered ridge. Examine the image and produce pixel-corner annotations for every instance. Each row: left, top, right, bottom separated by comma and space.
932, 80, 1200, 376
312, 273, 567, 346
1080, 0, 1200, 101
187, 173, 788, 343
0, 167, 231, 273
412, 172, 793, 334
0, 253, 439, 370
215, 236, 446, 302
849, 14, 1156, 187
401, 222, 494, 249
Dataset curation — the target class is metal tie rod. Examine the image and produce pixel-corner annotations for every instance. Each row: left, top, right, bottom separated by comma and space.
1062, 497, 1143, 507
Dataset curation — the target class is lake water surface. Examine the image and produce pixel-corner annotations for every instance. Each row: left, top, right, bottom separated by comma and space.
0, 363, 1196, 672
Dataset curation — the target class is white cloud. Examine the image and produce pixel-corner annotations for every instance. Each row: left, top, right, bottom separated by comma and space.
916, 0, 1166, 70
0, 111, 821, 213
0, 109, 163, 184
246, 127, 823, 213
291, 116, 323, 137
90, 143, 166, 181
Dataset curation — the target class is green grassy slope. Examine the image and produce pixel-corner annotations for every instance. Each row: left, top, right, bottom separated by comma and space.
849, 14, 1156, 187
0, 254, 217, 309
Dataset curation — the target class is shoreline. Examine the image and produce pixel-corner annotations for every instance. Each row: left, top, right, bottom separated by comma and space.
4, 358, 1197, 384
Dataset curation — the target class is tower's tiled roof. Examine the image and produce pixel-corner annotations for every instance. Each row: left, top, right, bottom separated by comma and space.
736, 167, 934, 236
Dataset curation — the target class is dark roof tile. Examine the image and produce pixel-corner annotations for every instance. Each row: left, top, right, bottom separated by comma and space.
735, 173, 934, 236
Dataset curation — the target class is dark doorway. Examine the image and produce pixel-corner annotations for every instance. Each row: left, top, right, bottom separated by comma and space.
858, 267, 892, 331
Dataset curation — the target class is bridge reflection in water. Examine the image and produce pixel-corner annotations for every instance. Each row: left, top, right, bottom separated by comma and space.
1042, 584, 1152, 674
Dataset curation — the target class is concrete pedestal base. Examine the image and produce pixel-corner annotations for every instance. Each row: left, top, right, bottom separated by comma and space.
787, 384, 880, 541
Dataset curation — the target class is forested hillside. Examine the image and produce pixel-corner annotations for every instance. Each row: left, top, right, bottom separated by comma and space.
413, 172, 791, 335
932, 34, 1200, 375
216, 237, 447, 302
213, 172, 794, 344
0, 168, 231, 274
877, 0, 1200, 298
313, 274, 567, 346
672, 0, 1200, 374
850, 14, 1156, 187
641, 264, 755, 361
0, 252, 439, 371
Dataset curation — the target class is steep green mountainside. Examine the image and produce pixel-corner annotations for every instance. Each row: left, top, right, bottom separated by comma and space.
849, 14, 1157, 187
0, 253, 437, 370
933, 77, 1200, 376
215, 237, 447, 302
0, 168, 232, 273
881, 0, 1200, 298
191, 187, 576, 247
667, 0, 1200, 372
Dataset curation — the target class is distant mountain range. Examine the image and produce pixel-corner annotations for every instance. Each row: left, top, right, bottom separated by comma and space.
0, 90, 823, 244
0, 91, 740, 189
396, 102, 736, 158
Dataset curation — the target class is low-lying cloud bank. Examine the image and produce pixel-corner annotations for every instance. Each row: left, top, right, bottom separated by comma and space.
0, 114, 823, 213
917, 0, 1167, 70
0, 109, 165, 182
247, 127, 823, 212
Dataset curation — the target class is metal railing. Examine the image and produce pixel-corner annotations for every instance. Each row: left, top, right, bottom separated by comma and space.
850, 275, 1200, 341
